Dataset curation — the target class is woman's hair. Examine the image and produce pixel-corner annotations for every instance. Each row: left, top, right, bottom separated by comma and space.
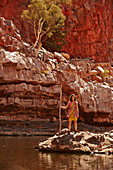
69, 94, 76, 102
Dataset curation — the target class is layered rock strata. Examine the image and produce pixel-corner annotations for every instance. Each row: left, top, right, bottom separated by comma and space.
0, 17, 113, 126
1, 120, 112, 136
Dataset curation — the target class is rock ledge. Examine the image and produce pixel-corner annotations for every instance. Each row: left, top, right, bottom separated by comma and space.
38, 129, 113, 155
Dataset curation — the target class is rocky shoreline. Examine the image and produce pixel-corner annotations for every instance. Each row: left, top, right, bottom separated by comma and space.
38, 128, 113, 155
0, 118, 113, 136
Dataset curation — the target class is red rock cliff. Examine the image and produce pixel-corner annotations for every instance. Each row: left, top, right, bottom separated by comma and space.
0, 0, 31, 41
0, 17, 113, 127
62, 0, 113, 63
0, 0, 113, 63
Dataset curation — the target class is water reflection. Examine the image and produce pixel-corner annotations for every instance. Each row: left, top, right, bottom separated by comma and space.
0, 137, 113, 170
38, 152, 113, 170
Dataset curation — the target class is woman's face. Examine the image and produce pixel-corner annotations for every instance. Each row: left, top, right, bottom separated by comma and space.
72, 96, 75, 101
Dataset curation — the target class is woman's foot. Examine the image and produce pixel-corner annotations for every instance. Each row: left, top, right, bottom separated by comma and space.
74, 130, 76, 134
68, 131, 70, 135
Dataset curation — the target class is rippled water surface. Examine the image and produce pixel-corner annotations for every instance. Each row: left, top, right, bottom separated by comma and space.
0, 136, 113, 170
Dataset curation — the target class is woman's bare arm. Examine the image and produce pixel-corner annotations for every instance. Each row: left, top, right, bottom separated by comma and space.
76, 102, 78, 110
76, 101, 79, 115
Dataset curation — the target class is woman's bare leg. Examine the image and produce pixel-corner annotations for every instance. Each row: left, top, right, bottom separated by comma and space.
68, 120, 72, 131
74, 120, 77, 131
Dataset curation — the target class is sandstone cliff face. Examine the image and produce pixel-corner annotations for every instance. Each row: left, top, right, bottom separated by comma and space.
62, 0, 113, 63
0, 0, 31, 42
0, 0, 113, 64
0, 17, 113, 126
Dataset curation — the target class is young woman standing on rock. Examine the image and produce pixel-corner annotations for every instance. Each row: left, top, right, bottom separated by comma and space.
61, 94, 79, 134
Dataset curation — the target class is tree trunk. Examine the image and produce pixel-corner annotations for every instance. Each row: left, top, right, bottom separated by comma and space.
34, 34, 40, 48
36, 43, 42, 57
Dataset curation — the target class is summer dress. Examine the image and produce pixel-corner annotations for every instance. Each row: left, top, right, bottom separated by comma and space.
67, 101, 79, 121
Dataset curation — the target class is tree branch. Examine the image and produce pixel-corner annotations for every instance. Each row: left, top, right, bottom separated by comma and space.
34, 20, 37, 39
34, 18, 44, 48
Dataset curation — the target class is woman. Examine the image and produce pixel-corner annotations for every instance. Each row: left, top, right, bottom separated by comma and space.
61, 94, 79, 134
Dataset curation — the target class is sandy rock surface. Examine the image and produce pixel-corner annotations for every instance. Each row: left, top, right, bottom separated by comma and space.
38, 129, 113, 154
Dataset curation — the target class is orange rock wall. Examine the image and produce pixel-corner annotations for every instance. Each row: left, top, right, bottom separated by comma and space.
62, 0, 113, 63
0, 0, 30, 41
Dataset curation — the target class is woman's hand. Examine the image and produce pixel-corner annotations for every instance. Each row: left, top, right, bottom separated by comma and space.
60, 105, 65, 109
60, 105, 64, 109
59, 103, 62, 108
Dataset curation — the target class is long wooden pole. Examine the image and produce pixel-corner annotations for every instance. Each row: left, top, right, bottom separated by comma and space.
59, 84, 62, 135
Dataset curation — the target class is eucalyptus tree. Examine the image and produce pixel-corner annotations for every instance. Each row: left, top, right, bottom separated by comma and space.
21, 0, 71, 51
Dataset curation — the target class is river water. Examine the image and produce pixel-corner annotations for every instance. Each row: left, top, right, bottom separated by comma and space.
0, 136, 113, 170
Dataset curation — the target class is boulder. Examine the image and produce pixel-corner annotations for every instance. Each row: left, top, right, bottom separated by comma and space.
54, 52, 67, 63
91, 70, 98, 76
38, 129, 113, 154
92, 75, 102, 83
61, 53, 70, 60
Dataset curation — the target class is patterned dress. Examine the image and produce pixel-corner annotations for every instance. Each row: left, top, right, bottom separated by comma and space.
67, 101, 79, 121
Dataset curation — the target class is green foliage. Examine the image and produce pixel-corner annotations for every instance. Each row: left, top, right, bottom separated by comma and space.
21, 0, 71, 49
45, 28, 69, 52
